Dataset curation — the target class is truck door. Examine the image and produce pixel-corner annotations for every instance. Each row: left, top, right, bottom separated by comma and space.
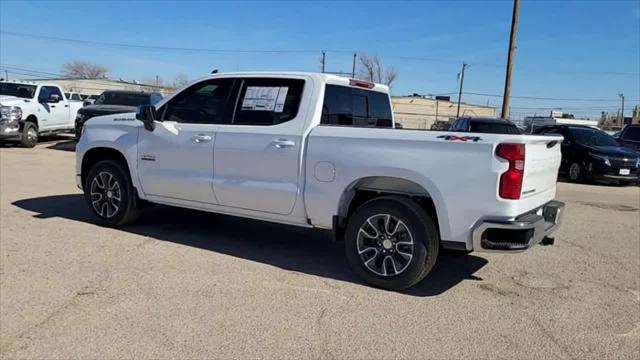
212, 77, 308, 215
137, 78, 236, 204
37, 86, 68, 129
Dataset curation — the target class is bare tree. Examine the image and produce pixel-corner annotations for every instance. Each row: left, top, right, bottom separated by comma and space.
357, 53, 398, 87
62, 61, 109, 79
171, 73, 189, 88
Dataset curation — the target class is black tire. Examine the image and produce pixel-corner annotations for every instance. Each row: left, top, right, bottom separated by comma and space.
344, 195, 439, 291
20, 122, 38, 148
84, 160, 140, 227
568, 161, 584, 182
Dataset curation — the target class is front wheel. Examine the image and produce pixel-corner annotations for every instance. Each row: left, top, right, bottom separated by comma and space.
344, 196, 439, 291
84, 160, 140, 227
568, 162, 584, 182
20, 122, 38, 148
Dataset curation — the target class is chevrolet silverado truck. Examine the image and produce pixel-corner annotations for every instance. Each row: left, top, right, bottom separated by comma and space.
76, 72, 565, 290
1, 81, 82, 147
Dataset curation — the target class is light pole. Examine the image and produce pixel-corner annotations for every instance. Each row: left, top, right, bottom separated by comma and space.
618, 93, 625, 128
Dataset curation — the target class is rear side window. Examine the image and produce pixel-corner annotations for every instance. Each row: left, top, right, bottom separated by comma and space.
321, 85, 392, 128
469, 122, 522, 134
233, 78, 304, 126
622, 127, 640, 141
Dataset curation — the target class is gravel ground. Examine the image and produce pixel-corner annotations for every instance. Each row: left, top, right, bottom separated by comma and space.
1, 138, 639, 359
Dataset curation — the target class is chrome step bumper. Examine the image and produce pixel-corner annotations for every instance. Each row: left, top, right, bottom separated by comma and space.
472, 200, 565, 252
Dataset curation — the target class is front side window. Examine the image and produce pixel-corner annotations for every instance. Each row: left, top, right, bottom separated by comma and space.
39, 86, 62, 101
161, 79, 235, 124
321, 85, 393, 128
233, 78, 305, 125
570, 127, 618, 147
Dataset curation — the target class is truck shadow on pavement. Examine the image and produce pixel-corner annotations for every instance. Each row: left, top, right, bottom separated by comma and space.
13, 194, 488, 297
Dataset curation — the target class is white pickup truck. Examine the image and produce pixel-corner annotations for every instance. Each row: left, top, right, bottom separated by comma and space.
76, 72, 565, 290
1, 81, 82, 147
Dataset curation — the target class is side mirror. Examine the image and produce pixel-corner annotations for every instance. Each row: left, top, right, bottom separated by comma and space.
83, 100, 91, 107
136, 105, 157, 131
49, 94, 60, 103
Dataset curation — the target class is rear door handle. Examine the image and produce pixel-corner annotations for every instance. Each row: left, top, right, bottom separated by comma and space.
192, 134, 212, 143
271, 139, 295, 148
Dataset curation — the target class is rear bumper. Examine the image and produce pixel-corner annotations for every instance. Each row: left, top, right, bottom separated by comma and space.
472, 200, 565, 252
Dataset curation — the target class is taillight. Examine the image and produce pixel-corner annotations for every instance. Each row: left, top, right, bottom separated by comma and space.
349, 79, 375, 89
496, 143, 525, 200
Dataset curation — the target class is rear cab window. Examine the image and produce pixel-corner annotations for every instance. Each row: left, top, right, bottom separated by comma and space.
469, 121, 522, 134
321, 84, 393, 128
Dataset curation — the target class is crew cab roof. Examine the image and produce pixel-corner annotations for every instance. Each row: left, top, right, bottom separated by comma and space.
188, 71, 390, 94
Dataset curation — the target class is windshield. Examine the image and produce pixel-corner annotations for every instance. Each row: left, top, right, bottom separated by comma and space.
0, 83, 36, 99
470, 121, 522, 134
94, 92, 150, 106
571, 127, 619, 147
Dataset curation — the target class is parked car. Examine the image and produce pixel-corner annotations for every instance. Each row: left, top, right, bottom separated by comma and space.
534, 124, 640, 184
76, 72, 565, 290
0, 81, 83, 147
75, 90, 163, 139
614, 124, 640, 152
451, 116, 522, 134
81, 94, 100, 105
64, 92, 83, 101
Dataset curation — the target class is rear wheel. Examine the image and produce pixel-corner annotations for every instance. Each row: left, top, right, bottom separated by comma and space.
20, 122, 38, 148
344, 196, 439, 290
84, 160, 140, 227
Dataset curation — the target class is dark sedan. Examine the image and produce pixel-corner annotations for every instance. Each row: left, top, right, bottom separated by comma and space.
534, 125, 640, 185
75, 90, 163, 139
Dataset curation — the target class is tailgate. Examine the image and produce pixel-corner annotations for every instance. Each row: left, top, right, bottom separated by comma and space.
520, 135, 562, 200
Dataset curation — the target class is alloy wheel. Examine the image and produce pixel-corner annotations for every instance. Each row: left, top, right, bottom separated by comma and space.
356, 213, 414, 276
569, 163, 580, 181
90, 171, 122, 218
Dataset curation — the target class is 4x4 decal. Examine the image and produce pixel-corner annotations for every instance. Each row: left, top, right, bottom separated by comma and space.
437, 135, 482, 142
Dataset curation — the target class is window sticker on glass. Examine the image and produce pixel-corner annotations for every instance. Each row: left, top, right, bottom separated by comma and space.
242, 86, 289, 112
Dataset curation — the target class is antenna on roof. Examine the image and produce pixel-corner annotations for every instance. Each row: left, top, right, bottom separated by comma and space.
211, 69, 218, 74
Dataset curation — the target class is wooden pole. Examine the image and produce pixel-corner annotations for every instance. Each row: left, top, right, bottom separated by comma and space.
501, 0, 520, 119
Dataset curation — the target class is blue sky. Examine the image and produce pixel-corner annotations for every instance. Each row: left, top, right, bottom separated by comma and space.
1, 0, 639, 119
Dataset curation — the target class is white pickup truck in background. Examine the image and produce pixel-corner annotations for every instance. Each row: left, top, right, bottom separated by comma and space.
76, 72, 565, 290
1, 81, 83, 147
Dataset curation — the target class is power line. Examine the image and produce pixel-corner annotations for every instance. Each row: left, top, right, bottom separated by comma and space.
0, 31, 352, 55
3, 31, 638, 76
463, 91, 639, 102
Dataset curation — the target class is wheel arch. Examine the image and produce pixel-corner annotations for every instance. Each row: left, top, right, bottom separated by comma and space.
81, 147, 131, 189
335, 176, 443, 240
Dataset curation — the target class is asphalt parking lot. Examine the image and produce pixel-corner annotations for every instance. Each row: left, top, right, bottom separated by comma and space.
1, 138, 639, 359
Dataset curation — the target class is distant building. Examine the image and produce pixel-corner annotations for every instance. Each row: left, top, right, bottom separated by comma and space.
25, 78, 175, 96
600, 107, 637, 129
392, 95, 497, 129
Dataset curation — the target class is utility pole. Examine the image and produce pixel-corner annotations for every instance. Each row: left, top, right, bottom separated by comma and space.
619, 93, 625, 127
501, 0, 520, 119
352, 53, 357, 78
435, 100, 439, 122
4, 70, 7, 80
321, 51, 326, 73
456, 63, 468, 118
155, 75, 159, 87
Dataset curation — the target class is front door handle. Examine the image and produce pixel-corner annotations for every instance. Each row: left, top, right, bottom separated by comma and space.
271, 139, 295, 148
192, 134, 212, 143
